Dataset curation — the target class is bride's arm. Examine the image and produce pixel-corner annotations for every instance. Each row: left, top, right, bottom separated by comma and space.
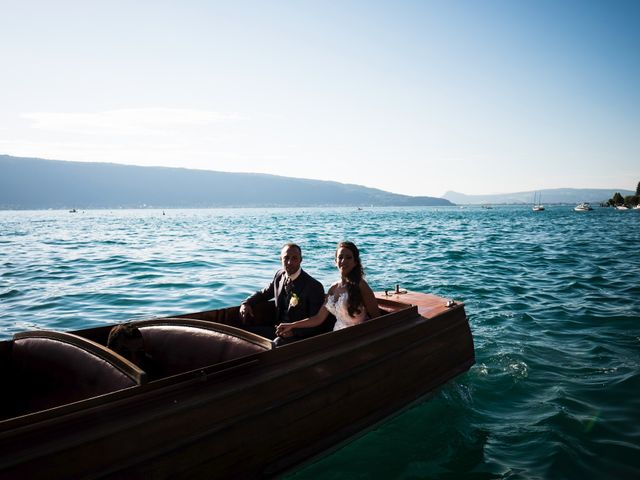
276, 287, 335, 336
276, 305, 330, 336
359, 279, 380, 319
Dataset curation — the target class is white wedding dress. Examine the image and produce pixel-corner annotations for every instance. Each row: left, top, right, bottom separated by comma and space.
325, 292, 368, 330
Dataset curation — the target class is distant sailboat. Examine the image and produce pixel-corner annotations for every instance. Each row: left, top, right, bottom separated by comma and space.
532, 192, 545, 211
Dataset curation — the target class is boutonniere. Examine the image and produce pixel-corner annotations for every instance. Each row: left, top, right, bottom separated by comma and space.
289, 293, 300, 308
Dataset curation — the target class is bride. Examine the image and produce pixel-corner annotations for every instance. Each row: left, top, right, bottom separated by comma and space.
276, 241, 380, 338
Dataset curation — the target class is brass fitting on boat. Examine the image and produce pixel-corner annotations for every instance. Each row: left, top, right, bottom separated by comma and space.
384, 284, 407, 296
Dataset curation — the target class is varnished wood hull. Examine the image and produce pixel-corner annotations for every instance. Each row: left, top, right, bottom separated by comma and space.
0, 292, 474, 478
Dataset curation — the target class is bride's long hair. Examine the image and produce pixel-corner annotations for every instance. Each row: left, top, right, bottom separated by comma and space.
336, 241, 364, 317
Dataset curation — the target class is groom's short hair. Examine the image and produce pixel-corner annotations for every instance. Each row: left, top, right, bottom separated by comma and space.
281, 243, 302, 257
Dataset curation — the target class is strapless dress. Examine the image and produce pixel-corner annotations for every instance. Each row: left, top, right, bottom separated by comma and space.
325, 292, 367, 330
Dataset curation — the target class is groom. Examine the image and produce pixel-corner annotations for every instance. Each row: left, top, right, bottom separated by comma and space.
239, 243, 329, 342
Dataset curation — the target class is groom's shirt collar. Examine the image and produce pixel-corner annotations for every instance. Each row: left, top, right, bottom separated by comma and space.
286, 268, 302, 282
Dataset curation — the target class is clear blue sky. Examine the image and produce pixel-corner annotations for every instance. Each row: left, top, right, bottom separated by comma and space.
1, 0, 638, 196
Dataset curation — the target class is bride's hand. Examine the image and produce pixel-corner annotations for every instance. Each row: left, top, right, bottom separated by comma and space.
276, 323, 293, 336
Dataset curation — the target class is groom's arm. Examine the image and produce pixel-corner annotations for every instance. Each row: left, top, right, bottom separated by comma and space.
240, 271, 280, 322
244, 272, 280, 307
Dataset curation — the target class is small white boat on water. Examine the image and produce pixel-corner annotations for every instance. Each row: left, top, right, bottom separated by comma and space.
615, 205, 629, 210
574, 202, 593, 212
532, 192, 544, 211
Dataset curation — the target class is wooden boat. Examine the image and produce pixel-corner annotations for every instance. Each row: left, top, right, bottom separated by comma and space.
0, 290, 474, 479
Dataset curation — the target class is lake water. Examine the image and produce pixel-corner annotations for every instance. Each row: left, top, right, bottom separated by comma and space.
1, 206, 639, 479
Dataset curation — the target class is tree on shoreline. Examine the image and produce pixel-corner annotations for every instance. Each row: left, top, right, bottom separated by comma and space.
609, 181, 640, 206
609, 192, 625, 206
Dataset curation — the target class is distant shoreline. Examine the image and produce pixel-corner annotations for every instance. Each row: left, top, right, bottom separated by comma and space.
0, 203, 629, 212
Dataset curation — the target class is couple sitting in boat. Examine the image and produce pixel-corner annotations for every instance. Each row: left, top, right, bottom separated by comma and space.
239, 241, 380, 346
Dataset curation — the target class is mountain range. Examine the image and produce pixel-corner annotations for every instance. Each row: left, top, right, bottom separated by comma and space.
1, 154, 631, 209
0, 155, 452, 209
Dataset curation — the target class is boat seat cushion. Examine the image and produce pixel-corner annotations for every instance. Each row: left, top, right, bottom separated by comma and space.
137, 323, 269, 377
11, 331, 145, 415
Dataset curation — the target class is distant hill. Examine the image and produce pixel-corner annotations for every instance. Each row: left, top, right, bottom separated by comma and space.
443, 188, 634, 205
0, 155, 453, 209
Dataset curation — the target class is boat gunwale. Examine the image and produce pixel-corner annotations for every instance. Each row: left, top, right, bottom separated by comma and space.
0, 299, 423, 432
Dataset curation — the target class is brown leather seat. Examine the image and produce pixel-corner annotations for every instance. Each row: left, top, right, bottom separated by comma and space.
10, 331, 146, 416
133, 319, 273, 377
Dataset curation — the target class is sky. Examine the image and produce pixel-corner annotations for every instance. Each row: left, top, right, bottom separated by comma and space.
1, 0, 638, 197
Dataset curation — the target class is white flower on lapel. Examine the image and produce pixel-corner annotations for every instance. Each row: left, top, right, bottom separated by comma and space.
289, 293, 300, 308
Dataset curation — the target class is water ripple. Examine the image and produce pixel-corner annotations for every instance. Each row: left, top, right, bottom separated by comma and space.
1, 206, 639, 479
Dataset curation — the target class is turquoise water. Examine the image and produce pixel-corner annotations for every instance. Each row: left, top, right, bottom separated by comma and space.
1, 206, 639, 479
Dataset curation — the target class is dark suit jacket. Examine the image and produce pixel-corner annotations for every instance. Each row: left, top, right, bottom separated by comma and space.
243, 269, 325, 326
